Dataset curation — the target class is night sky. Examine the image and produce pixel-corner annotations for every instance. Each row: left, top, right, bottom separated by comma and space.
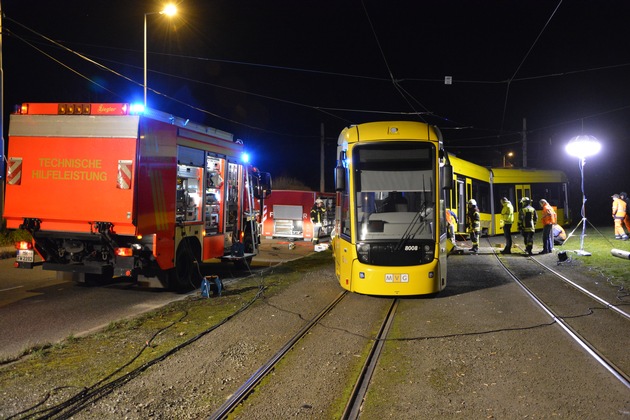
2, 1, 630, 224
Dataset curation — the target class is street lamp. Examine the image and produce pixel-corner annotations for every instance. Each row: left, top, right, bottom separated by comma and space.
565, 134, 601, 256
144, 4, 177, 106
503, 151, 514, 168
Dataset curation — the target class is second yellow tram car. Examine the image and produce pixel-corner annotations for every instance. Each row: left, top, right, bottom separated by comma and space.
447, 155, 571, 237
332, 121, 453, 296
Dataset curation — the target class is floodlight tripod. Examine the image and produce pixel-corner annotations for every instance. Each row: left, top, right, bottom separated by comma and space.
570, 157, 591, 256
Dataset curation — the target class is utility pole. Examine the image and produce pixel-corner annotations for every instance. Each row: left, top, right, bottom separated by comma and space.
320, 123, 325, 192
522, 117, 527, 168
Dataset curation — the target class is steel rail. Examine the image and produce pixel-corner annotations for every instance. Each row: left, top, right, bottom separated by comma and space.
208, 290, 348, 420
492, 245, 630, 390
341, 298, 399, 420
526, 252, 630, 321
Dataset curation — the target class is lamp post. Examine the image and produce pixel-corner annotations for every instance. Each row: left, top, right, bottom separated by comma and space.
144, 4, 177, 107
565, 134, 601, 256
503, 152, 514, 168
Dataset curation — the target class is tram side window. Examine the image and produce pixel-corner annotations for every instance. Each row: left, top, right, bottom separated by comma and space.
472, 180, 491, 212
340, 168, 351, 239
494, 185, 514, 205
532, 183, 561, 207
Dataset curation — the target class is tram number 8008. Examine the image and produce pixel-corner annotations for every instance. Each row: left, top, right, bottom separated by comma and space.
404, 245, 418, 251
385, 274, 409, 283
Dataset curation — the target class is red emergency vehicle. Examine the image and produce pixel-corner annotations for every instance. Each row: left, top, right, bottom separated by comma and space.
3, 103, 271, 291
260, 190, 335, 241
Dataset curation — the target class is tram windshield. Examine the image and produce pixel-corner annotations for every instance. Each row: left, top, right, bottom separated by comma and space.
353, 143, 436, 241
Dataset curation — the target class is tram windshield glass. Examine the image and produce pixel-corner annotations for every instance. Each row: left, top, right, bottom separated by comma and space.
353, 142, 436, 241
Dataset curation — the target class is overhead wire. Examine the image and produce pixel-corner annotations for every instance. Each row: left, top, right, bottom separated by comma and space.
359, 0, 432, 122
3, 15, 353, 139
4, 8, 630, 148
499, 0, 564, 131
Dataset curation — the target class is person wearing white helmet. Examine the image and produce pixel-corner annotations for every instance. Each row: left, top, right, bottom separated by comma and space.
518, 197, 537, 255
310, 198, 326, 244
466, 198, 480, 253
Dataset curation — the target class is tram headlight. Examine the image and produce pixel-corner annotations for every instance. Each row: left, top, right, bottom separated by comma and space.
422, 244, 434, 263
357, 243, 370, 264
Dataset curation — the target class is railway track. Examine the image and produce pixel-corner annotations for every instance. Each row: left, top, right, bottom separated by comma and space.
209, 290, 348, 419
491, 240, 630, 389
4, 244, 628, 418
211, 242, 630, 418
208, 293, 400, 420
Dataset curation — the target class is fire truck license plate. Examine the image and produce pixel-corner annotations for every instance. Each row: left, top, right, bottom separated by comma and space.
16, 250, 34, 263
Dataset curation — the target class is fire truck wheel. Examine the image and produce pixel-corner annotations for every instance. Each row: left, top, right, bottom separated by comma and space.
173, 242, 202, 292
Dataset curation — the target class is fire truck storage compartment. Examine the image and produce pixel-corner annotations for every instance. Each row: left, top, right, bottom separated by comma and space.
273, 205, 303, 238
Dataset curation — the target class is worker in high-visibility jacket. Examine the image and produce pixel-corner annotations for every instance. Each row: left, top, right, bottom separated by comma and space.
499, 197, 514, 254
446, 209, 458, 241
611, 194, 629, 240
518, 197, 537, 255
539, 199, 556, 254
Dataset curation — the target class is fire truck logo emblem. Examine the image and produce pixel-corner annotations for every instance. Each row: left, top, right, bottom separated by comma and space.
7, 157, 23, 185
117, 160, 133, 189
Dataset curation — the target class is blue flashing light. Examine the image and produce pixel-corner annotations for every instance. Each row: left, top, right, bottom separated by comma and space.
359, 272, 365, 279
241, 152, 250, 163
129, 103, 145, 115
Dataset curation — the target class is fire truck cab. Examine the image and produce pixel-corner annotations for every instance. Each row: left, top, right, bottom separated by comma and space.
3, 103, 271, 291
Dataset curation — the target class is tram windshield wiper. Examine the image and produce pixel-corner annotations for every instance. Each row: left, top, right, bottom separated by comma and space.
395, 207, 432, 251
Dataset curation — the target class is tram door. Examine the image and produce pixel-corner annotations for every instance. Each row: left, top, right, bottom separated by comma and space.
514, 185, 531, 211
457, 178, 467, 232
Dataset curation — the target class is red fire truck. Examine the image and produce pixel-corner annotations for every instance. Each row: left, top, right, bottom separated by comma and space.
3, 103, 271, 291
260, 190, 335, 241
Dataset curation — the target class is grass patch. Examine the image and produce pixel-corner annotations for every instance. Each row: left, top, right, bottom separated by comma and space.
557, 225, 630, 287
0, 251, 333, 416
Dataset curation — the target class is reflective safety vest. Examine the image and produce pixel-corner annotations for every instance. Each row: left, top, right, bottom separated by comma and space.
519, 205, 538, 232
501, 201, 514, 224
467, 208, 480, 232
310, 205, 325, 224
446, 209, 457, 226
541, 203, 556, 225
613, 197, 627, 219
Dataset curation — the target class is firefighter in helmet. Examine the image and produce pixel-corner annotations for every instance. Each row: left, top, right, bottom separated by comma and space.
310, 198, 326, 244
467, 199, 481, 253
518, 197, 537, 255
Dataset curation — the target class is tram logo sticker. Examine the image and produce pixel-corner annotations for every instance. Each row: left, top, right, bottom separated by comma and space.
385, 273, 409, 283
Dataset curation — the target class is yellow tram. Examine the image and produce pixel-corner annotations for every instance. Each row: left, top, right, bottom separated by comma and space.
447, 155, 571, 237
332, 121, 453, 296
